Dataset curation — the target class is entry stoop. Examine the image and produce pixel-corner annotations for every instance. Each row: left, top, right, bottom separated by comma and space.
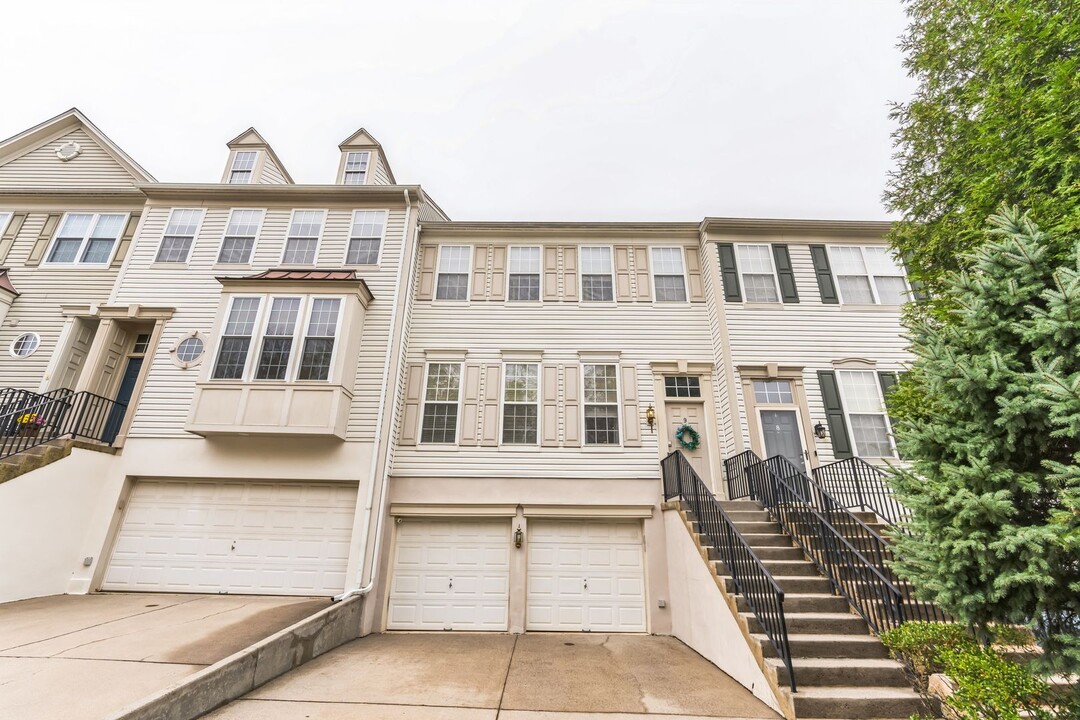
665, 498, 935, 719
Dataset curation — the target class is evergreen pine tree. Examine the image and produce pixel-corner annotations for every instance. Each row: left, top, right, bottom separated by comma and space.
891, 207, 1080, 673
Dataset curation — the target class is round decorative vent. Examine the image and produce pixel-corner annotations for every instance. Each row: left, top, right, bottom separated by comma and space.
55, 141, 82, 162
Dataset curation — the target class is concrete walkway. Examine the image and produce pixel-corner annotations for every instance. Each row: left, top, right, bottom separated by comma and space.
0, 592, 329, 720
205, 632, 781, 720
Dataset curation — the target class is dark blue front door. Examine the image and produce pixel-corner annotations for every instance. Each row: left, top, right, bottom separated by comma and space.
103, 356, 143, 443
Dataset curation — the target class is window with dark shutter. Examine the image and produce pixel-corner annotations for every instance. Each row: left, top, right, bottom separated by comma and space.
716, 243, 742, 302
817, 370, 853, 459
809, 245, 839, 304
771, 244, 799, 303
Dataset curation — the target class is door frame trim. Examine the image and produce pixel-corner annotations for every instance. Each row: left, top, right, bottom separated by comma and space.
739, 365, 819, 469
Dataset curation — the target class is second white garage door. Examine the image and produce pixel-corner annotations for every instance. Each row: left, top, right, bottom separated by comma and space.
103, 479, 357, 596
527, 520, 646, 632
387, 518, 511, 631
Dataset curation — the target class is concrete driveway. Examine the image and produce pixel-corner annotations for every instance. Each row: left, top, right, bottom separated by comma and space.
205, 632, 781, 720
0, 592, 329, 720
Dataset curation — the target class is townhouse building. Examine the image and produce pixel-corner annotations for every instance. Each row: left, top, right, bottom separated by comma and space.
0, 111, 915, 713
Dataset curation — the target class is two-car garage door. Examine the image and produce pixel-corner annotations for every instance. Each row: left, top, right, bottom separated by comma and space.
387, 518, 645, 632
103, 479, 357, 596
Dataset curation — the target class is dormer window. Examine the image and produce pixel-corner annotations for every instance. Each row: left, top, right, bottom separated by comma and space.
343, 152, 370, 185
229, 151, 258, 184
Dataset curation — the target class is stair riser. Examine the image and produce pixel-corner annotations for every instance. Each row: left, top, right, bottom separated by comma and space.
722, 511, 772, 522
792, 695, 930, 719
717, 501, 763, 511
738, 534, 794, 547
720, 574, 834, 594
773, 665, 909, 688
738, 596, 850, 613
712, 546, 804, 561
717, 560, 820, 577
744, 615, 867, 636
773, 640, 889, 660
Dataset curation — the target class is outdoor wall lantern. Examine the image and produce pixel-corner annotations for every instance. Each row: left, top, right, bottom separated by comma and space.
814, 421, 828, 440
645, 405, 656, 431
514, 525, 524, 549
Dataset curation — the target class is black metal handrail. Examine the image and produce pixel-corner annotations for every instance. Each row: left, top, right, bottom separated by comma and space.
812, 456, 910, 525
662, 451, 796, 691
741, 453, 947, 634
0, 389, 127, 461
723, 449, 758, 500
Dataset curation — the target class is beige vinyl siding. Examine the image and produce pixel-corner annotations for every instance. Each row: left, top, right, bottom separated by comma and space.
417, 201, 447, 223
371, 156, 391, 186
717, 239, 911, 465
393, 239, 713, 480
0, 129, 138, 188
0, 211, 131, 389
258, 158, 289, 185
112, 202, 406, 440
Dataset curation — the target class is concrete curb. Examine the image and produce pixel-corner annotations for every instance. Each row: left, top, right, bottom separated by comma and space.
106, 595, 363, 720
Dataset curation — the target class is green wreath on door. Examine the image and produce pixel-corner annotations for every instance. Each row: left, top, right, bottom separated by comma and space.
675, 423, 700, 451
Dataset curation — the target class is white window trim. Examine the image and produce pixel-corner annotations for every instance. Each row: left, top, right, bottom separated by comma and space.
279, 209, 328, 266
754, 405, 809, 466
211, 293, 345, 383
434, 244, 473, 303
215, 208, 266, 266
169, 331, 208, 370
828, 245, 910, 306
649, 245, 690, 304
43, 212, 130, 267
419, 361, 464, 445
835, 369, 896, 458
9, 332, 42, 359
0, 212, 12, 238
578, 244, 616, 304
344, 209, 388, 267
582, 362, 622, 447
342, 151, 372, 185
506, 244, 542, 303
228, 150, 259, 185
732, 243, 782, 304
499, 361, 540, 447
155, 208, 205, 265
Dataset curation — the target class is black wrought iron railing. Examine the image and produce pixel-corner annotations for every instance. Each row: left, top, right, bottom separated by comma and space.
662, 451, 796, 691
739, 453, 947, 633
723, 449, 758, 501
0, 389, 127, 461
812, 456, 910, 526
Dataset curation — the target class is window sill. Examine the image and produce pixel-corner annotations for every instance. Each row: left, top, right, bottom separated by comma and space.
186, 380, 352, 439
839, 304, 903, 312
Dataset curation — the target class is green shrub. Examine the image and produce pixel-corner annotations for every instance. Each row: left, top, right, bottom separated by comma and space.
881, 622, 977, 689
989, 624, 1038, 649
939, 646, 1054, 720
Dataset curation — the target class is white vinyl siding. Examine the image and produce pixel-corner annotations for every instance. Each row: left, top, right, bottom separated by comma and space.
435, 246, 470, 301
345, 210, 386, 265
343, 151, 370, 185
421, 362, 462, 444
650, 247, 687, 302
735, 244, 780, 303
828, 245, 909, 305
281, 210, 325, 265
0, 128, 143, 188
507, 246, 541, 301
502, 362, 539, 444
155, 209, 204, 263
217, 209, 263, 264
44, 212, 126, 266
580, 247, 614, 302
837, 370, 894, 458
583, 363, 619, 445
228, 151, 257, 184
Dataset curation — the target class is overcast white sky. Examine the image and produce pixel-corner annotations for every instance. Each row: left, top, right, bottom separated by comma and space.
1, 0, 913, 222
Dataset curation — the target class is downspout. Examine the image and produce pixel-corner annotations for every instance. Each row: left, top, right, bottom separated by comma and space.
334, 188, 414, 602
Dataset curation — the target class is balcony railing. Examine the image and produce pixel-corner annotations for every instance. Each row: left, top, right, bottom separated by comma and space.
0, 388, 128, 461
662, 450, 796, 691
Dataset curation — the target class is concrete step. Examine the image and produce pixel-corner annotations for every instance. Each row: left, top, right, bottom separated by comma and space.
744, 612, 868, 636
719, 572, 834, 594
760, 559, 821, 576
731, 520, 783, 534
753, 633, 890, 659
768, 657, 909, 688
790, 685, 930, 718
718, 500, 764, 511
738, 593, 850, 614
712, 545, 804, 561
738, 533, 794, 547
722, 510, 772, 522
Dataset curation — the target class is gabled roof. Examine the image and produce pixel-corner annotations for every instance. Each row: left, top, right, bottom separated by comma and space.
338, 127, 396, 184
0, 269, 19, 297
225, 127, 295, 184
0, 108, 155, 182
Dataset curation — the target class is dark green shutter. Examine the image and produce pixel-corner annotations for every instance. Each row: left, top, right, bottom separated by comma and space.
818, 370, 853, 459
878, 371, 901, 458
771, 244, 799, 303
809, 245, 838, 304
716, 243, 742, 302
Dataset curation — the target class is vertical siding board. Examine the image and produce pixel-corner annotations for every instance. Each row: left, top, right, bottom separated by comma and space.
686, 247, 705, 302
621, 364, 641, 447
480, 364, 501, 446
563, 364, 581, 446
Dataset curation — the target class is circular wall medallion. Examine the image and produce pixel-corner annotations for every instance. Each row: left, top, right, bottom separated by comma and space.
10, 332, 41, 358
55, 141, 82, 162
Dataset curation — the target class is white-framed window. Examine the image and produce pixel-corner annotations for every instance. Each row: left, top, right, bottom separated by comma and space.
651, 247, 687, 302
211, 294, 342, 382
735, 244, 780, 302
828, 246, 909, 305
837, 370, 894, 457
171, 333, 206, 369
281, 210, 325, 265
9, 332, 41, 358
343, 151, 370, 185
753, 379, 794, 404
345, 210, 386, 265
217, 209, 264, 264
580, 246, 614, 302
435, 245, 470, 301
664, 375, 701, 398
507, 246, 541, 301
229, 151, 257, 184
155, 209, 204, 263
44, 212, 127, 266
420, 362, 461, 443
583, 363, 619, 445
502, 362, 539, 444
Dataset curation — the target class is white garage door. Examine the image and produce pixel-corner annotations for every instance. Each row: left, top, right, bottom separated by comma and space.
103, 479, 357, 596
387, 518, 510, 631
527, 520, 646, 632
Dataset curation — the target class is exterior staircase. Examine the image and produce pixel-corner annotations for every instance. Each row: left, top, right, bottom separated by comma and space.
671, 498, 935, 719
0, 438, 115, 484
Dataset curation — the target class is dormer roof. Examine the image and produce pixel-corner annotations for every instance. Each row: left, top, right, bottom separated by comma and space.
223, 127, 294, 184
338, 127, 396, 184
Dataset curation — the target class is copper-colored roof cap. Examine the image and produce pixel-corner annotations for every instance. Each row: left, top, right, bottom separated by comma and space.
0, 269, 18, 297
242, 269, 358, 281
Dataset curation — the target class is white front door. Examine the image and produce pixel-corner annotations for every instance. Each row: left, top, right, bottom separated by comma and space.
103, 479, 357, 596
387, 518, 511, 631
665, 402, 710, 480
527, 520, 646, 632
